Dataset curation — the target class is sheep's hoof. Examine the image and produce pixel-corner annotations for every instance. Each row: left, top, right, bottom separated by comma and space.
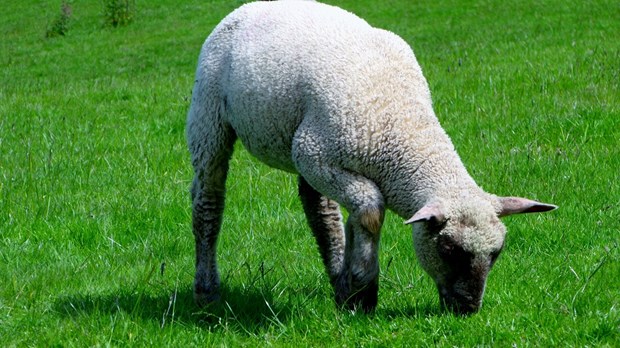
335, 281, 378, 313
194, 283, 221, 308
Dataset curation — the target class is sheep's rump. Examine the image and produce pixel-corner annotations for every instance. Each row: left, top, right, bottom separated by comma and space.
194, 0, 425, 172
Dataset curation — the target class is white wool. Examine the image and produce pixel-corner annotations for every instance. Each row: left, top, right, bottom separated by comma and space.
188, 0, 487, 218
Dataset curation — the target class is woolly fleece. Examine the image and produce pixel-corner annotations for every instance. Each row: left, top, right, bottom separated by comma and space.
187, 0, 556, 313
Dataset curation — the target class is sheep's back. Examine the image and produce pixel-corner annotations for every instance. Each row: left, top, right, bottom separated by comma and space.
203, 1, 434, 174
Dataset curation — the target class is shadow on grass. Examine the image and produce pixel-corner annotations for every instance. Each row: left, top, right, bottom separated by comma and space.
54, 284, 293, 334
54, 283, 446, 334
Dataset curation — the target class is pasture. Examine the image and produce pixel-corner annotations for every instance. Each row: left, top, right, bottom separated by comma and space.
1, 0, 618, 346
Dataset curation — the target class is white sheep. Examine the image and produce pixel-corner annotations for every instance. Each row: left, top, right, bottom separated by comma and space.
186, 0, 556, 313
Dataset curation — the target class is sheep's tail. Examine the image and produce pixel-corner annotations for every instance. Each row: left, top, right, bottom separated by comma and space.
186, 7, 243, 128
186, 14, 239, 169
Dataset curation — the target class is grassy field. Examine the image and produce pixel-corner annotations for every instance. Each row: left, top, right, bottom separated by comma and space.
1, 0, 618, 346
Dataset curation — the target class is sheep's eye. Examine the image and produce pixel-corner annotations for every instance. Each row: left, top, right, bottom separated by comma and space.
428, 217, 448, 234
437, 236, 453, 256
437, 235, 473, 266
440, 242, 454, 255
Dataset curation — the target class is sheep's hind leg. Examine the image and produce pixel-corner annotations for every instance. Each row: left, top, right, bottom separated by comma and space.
189, 125, 236, 307
298, 176, 345, 288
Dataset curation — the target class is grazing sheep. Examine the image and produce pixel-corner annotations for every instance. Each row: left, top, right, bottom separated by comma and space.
186, 0, 557, 314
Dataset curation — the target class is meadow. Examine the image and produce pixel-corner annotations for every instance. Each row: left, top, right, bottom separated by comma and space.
1, 0, 618, 346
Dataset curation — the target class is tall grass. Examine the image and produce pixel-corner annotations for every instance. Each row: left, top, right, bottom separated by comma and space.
1, 0, 618, 346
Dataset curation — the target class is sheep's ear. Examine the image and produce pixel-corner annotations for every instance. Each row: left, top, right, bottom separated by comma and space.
404, 203, 446, 225
497, 197, 557, 217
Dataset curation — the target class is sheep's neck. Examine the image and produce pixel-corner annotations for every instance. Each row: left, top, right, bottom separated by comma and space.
379, 124, 483, 220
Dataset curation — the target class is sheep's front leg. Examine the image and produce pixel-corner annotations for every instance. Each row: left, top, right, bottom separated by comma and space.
302, 178, 384, 312
293, 129, 384, 311
335, 203, 384, 312
298, 176, 345, 287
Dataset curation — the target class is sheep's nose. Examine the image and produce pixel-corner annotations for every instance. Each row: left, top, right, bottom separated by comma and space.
439, 290, 481, 315
441, 299, 480, 315
455, 302, 480, 315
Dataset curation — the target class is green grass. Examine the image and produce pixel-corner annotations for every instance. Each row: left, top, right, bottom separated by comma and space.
1, 0, 618, 346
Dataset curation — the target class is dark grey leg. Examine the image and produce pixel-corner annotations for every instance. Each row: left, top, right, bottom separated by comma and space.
191, 161, 230, 306
298, 176, 345, 286
189, 118, 236, 306
335, 215, 382, 312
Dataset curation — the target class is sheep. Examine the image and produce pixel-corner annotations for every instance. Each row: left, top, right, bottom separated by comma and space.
186, 0, 557, 314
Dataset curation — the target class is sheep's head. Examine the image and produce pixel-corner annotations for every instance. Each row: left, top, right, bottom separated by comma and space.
406, 195, 556, 315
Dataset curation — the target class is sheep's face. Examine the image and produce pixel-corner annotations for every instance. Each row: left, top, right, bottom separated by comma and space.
409, 200, 506, 315
406, 195, 556, 314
